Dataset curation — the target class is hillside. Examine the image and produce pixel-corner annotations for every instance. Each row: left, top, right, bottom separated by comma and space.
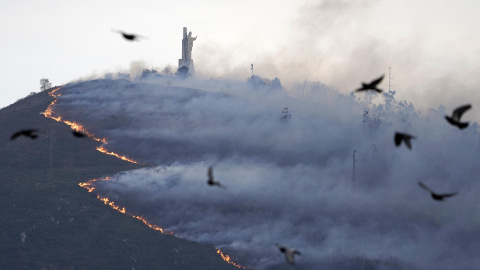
0, 89, 240, 270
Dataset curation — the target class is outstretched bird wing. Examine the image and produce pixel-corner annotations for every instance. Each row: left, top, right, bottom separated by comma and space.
395, 132, 414, 149
355, 75, 384, 92
438, 192, 458, 198
369, 74, 384, 87
208, 167, 214, 182
10, 131, 22, 140
418, 181, 435, 193
404, 137, 413, 149
11, 129, 38, 140
285, 251, 296, 266
111, 29, 124, 35
355, 86, 366, 92
452, 104, 471, 122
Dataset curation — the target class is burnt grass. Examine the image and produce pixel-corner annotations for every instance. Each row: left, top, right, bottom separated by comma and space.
0, 88, 239, 270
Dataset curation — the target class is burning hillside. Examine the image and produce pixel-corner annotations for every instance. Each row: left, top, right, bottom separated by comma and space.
42, 77, 480, 270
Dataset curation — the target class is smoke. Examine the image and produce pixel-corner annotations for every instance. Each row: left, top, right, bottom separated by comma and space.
68, 60, 175, 83
52, 76, 480, 269
194, 0, 480, 122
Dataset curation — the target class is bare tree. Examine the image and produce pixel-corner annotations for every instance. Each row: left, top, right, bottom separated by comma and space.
40, 78, 52, 91
163, 65, 173, 76
280, 107, 292, 122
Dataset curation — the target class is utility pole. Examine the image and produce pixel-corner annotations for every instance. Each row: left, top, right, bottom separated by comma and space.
352, 149, 357, 182
48, 130, 54, 182
251, 64, 254, 76
388, 66, 393, 92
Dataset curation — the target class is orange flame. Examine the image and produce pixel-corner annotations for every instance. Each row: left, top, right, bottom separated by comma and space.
98, 195, 126, 214
78, 182, 95, 193
96, 146, 138, 164
216, 249, 247, 269
79, 177, 110, 193
42, 87, 61, 120
132, 215, 172, 235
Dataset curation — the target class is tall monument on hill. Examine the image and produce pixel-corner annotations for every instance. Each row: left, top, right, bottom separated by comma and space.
178, 27, 197, 75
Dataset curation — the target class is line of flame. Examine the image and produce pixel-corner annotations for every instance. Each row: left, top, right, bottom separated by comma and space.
80, 179, 245, 268
47, 87, 245, 269
216, 249, 248, 269
42, 87, 133, 160
96, 146, 138, 164
78, 179, 171, 235
78, 177, 109, 193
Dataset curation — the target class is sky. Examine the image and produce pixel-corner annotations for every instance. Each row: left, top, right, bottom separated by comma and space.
2, 0, 480, 120
51, 78, 480, 269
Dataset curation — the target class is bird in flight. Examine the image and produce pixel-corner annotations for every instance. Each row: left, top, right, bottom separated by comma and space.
111, 29, 146, 41
355, 75, 384, 93
72, 131, 87, 138
276, 243, 301, 266
207, 167, 225, 188
445, 104, 471, 129
418, 182, 457, 201
11, 129, 39, 140
394, 132, 415, 150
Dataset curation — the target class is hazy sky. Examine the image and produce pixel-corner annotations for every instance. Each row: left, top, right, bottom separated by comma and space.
2, 0, 480, 119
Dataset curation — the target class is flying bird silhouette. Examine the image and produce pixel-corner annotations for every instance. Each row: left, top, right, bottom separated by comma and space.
394, 132, 415, 149
355, 75, 384, 93
207, 167, 225, 188
445, 104, 471, 129
418, 182, 458, 201
111, 29, 146, 41
10, 129, 39, 140
72, 131, 87, 138
276, 243, 301, 266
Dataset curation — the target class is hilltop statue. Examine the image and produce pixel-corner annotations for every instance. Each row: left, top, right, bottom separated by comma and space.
183, 30, 197, 60
178, 27, 196, 75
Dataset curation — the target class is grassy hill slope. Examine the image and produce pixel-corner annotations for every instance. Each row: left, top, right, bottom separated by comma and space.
0, 89, 240, 270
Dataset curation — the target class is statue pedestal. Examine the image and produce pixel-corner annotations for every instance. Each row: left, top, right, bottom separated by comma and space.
178, 59, 195, 75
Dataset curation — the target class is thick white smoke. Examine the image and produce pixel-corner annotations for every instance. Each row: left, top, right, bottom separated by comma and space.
53, 77, 480, 269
